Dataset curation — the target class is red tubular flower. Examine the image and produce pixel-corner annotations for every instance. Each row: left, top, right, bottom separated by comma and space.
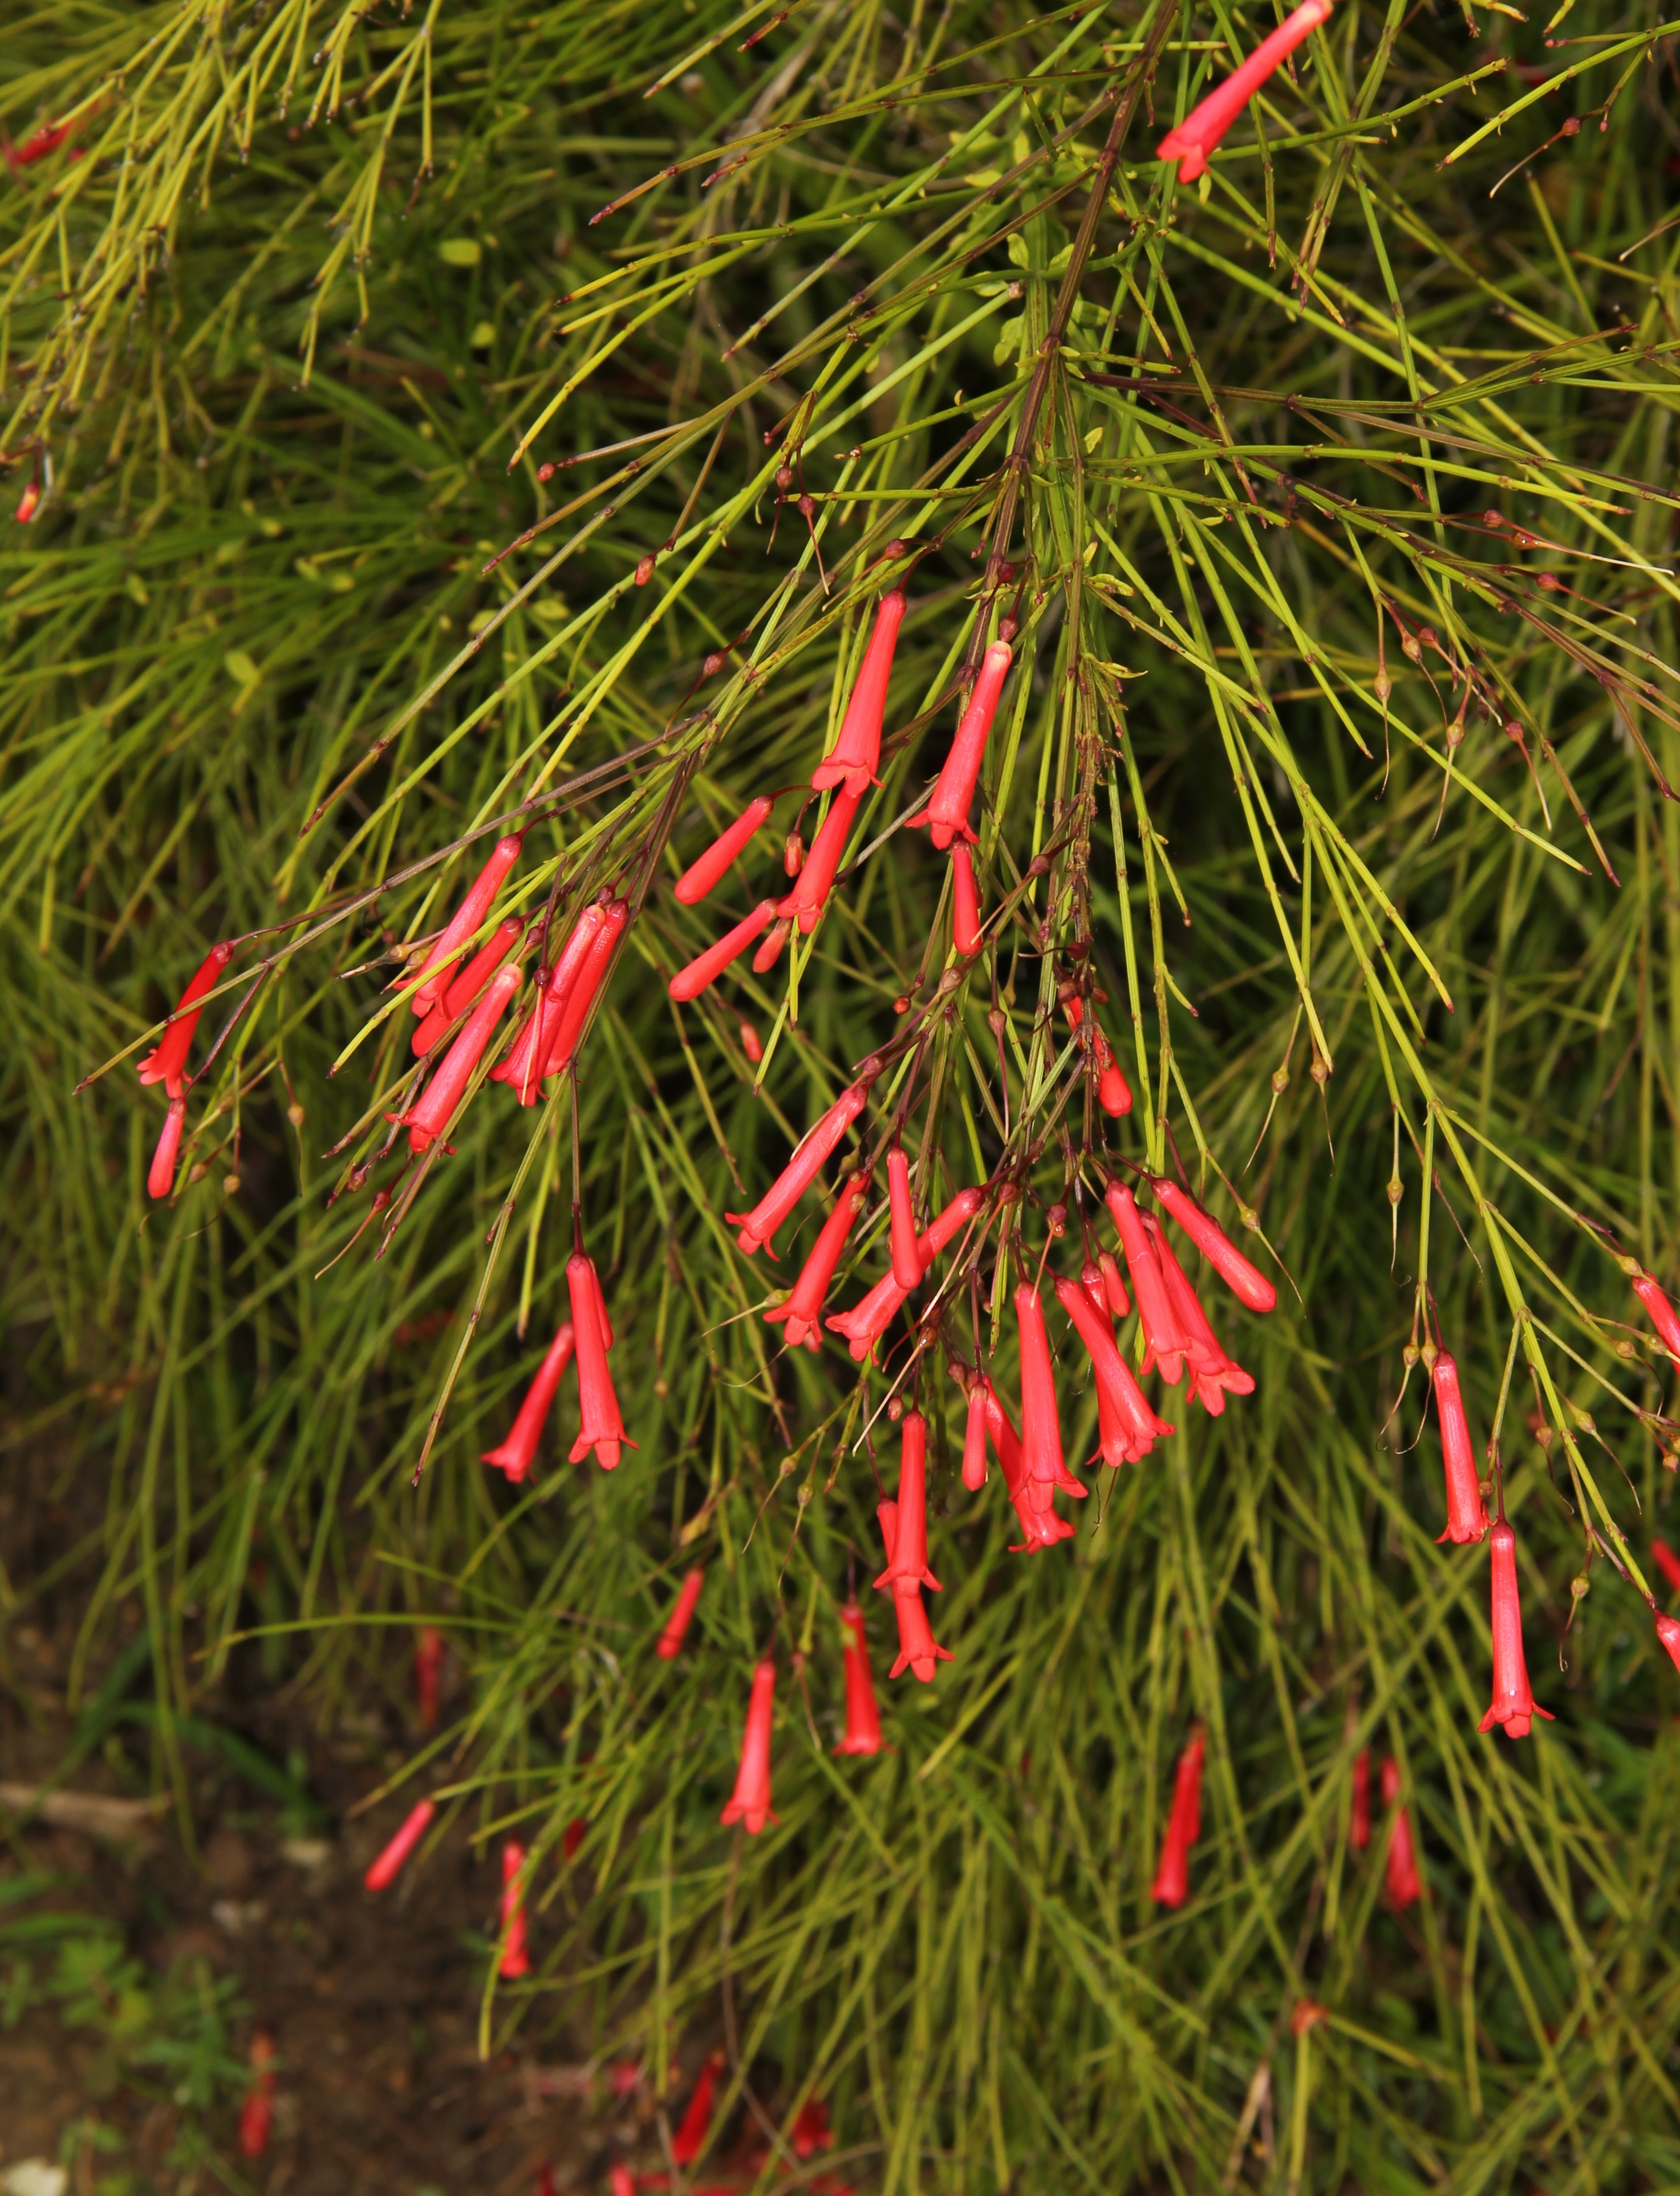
139, 941, 234, 1093
481, 1319, 577, 1483
675, 795, 775, 905
656, 1567, 705, 1660
415, 1626, 444, 1728
765, 1174, 868, 1349
739, 1017, 764, 1064
887, 1147, 923, 1292
834, 1601, 883, 1756
668, 899, 777, 1002
1063, 993, 1132, 1117
14, 480, 40, 523
238, 2032, 276, 2159
1630, 1267, 1680, 1364
778, 782, 863, 935
1015, 1284, 1085, 1507
536, 895, 627, 1077
753, 916, 792, 973
727, 1075, 875, 1257
148, 1096, 188, 1201
886, 1578, 954, 1683
951, 844, 983, 957
1156, 0, 1334, 183
874, 1411, 942, 1592
1431, 1351, 1489, 1545
364, 1799, 436, 1891
1106, 1181, 1188, 1384
1350, 1750, 1370, 1852
984, 1379, 1077, 1552
1054, 1274, 1173, 1466
813, 589, 906, 794
1151, 1727, 1206, 1909
413, 915, 523, 1055
673, 2052, 725, 2165
1145, 1217, 1255, 1415
498, 1841, 531, 1978
792, 2098, 833, 2158
1653, 1537, 1680, 1594
720, 1659, 780, 1832
825, 1185, 985, 1361
909, 641, 1013, 849
608, 2166, 635, 2196
399, 963, 522, 1152
1152, 1179, 1277, 1313
9, 117, 80, 169
1656, 1609, 1680, 1675
1479, 1519, 1554, 1740
961, 1383, 989, 1491
409, 834, 524, 1014
1380, 1757, 1422, 1909
567, 1253, 634, 1469
493, 902, 607, 1099
1097, 1249, 1130, 1320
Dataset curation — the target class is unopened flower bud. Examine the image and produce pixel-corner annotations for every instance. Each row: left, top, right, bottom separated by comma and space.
635, 553, 655, 586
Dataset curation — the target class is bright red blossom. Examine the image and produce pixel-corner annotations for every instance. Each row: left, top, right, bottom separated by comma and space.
14, 480, 39, 523
409, 833, 522, 1014
1653, 1538, 1680, 1594
1479, 1519, 1553, 1740
498, 1842, 531, 1978
364, 1799, 436, 1891
534, 895, 627, 1077
1380, 1757, 1422, 1909
1106, 1180, 1189, 1383
728, 1075, 876, 1257
1431, 1351, 1490, 1544
1015, 1283, 1085, 1511
834, 1601, 883, 1756
874, 1411, 941, 1593
139, 941, 234, 1094
887, 1147, 923, 1292
672, 2052, 725, 2165
1054, 1273, 1172, 1466
825, 1186, 984, 1361
1630, 1268, 1680, 1364
675, 796, 774, 904
1151, 1728, 1206, 1909
148, 1095, 188, 1201
496, 902, 605, 1097
1156, 0, 1334, 183
1151, 1178, 1276, 1313
1146, 1217, 1255, 1415
765, 1174, 868, 1349
1064, 993, 1132, 1117
668, 898, 777, 1003
778, 782, 863, 933
414, 915, 522, 1054
986, 1379, 1077, 1552
481, 1318, 576, 1483
655, 1568, 705, 1660
399, 963, 521, 1152
951, 845, 983, 957
909, 640, 1012, 849
812, 589, 904, 794
567, 1253, 634, 1469
720, 1660, 780, 1833
961, 1383, 989, 1491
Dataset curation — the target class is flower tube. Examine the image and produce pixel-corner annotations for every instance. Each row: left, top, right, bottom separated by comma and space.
728, 1075, 875, 1257
668, 898, 778, 1002
1630, 1267, 1680, 1365
1380, 1757, 1422, 1908
908, 641, 1012, 849
834, 1601, 883, 1756
720, 1660, 780, 1833
887, 1147, 923, 1292
139, 941, 234, 1094
777, 782, 863, 934
398, 964, 522, 1153
481, 1319, 577, 1483
1151, 1178, 1277, 1313
655, 1567, 705, 1660
408, 834, 523, 1013
961, 1383, 989, 1491
986, 1378, 1077, 1552
825, 1185, 985, 1361
537, 895, 627, 1076
1106, 1180, 1188, 1383
148, 1096, 188, 1201
812, 589, 906, 794
672, 2052, 725, 2165
1431, 1351, 1489, 1545
413, 916, 523, 1055
364, 1799, 436, 1892
1151, 1727, 1206, 1909
498, 1841, 531, 1978
951, 843, 983, 957
1156, 0, 1334, 185
1145, 1217, 1255, 1416
567, 1253, 634, 1470
874, 1411, 941, 1593
764, 1174, 869, 1349
675, 795, 774, 905
1064, 993, 1131, 1118
1054, 1273, 1173, 1466
1015, 1284, 1084, 1509
1478, 1519, 1554, 1740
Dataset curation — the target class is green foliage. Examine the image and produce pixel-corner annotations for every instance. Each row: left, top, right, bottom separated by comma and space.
9, 0, 1680, 2186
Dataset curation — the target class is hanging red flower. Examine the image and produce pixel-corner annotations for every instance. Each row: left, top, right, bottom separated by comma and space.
1063, 992, 1131, 1117
567, 1253, 634, 1470
1015, 1282, 1086, 1509
1653, 1538, 1680, 1594
834, 1601, 883, 1756
873, 1410, 942, 1593
397, 963, 522, 1152
961, 1382, 989, 1491
1151, 1726, 1206, 1909
364, 1799, 436, 1891
1430, 1350, 1489, 1545
1095, 1249, 1130, 1320
1629, 1266, 1680, 1364
1156, 0, 1334, 184
1105, 1180, 1189, 1383
407, 833, 524, 1016
481, 1318, 577, 1483
14, 479, 40, 523
675, 796, 775, 904
765, 1173, 869, 1349
668, 898, 778, 1002
727, 1074, 875, 1257
238, 2031, 277, 2159
720, 1659, 780, 1833
413, 915, 524, 1055
655, 1568, 705, 1660
672, 2051, 726, 2166
1379, 1757, 1422, 1909
1479, 1519, 1553, 1740
778, 782, 863, 934
1151, 1179, 1277, 1312
1145, 1217, 1255, 1415
984, 1378, 1077, 1552
494, 900, 606, 1099
1656, 1609, 1680, 1676
498, 1841, 531, 1978
812, 588, 906, 794
148, 1095, 188, 1201
533, 895, 627, 1079
951, 844, 983, 958
907, 640, 1013, 849
887, 1147, 923, 1292
739, 1017, 764, 1064
1053, 1273, 1173, 1465
139, 941, 234, 1094
825, 1185, 985, 1361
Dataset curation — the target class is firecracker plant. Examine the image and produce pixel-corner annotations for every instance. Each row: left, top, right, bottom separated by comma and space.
10, 0, 1680, 2184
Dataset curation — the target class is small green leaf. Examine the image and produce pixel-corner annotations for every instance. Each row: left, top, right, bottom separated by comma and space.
440, 238, 482, 267
223, 651, 259, 689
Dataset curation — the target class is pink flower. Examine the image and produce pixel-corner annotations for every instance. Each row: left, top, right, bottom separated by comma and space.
139, 941, 233, 1094
1478, 1519, 1553, 1740
1156, 0, 1334, 184
908, 642, 1012, 849
727, 1074, 876, 1257
567, 1253, 634, 1469
364, 1800, 436, 1891
1151, 1179, 1276, 1312
1015, 1283, 1085, 1510
413, 915, 523, 1055
887, 1147, 923, 1292
720, 1661, 780, 1832
675, 795, 774, 904
873, 1410, 942, 1593
1151, 1728, 1206, 1909
493, 902, 607, 1099
14, 480, 39, 523
498, 1841, 531, 1978
834, 1601, 883, 1756
408, 834, 523, 1016
148, 1095, 188, 1201
812, 589, 906, 794
984, 1378, 1077, 1552
961, 1382, 989, 1491
1105, 1181, 1188, 1383
777, 782, 863, 934
825, 1186, 985, 1361
481, 1319, 577, 1483
951, 845, 983, 957
1145, 1217, 1255, 1415
655, 1568, 705, 1660
1380, 1758, 1422, 1908
1053, 1273, 1173, 1466
764, 1174, 868, 1349
668, 899, 778, 1002
397, 964, 522, 1153
1431, 1351, 1489, 1545
531, 895, 627, 1078
1063, 993, 1131, 1117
